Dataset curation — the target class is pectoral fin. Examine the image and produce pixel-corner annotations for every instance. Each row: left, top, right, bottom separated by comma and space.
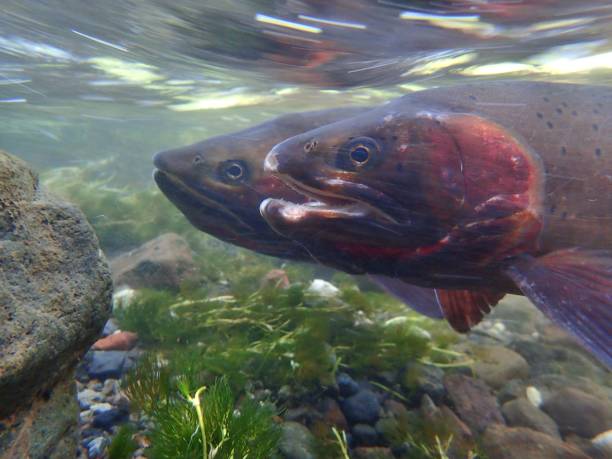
368, 275, 443, 319
505, 249, 612, 367
436, 289, 505, 333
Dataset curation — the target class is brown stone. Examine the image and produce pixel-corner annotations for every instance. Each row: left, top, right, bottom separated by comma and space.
481, 424, 590, 459
92, 331, 138, 351
542, 388, 612, 438
471, 345, 530, 389
320, 397, 348, 431
444, 373, 504, 434
260, 269, 290, 289
110, 232, 199, 290
502, 398, 560, 438
420, 395, 475, 459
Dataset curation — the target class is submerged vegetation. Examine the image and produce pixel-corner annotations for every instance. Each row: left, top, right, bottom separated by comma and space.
115, 285, 458, 390
44, 163, 478, 458
125, 368, 280, 459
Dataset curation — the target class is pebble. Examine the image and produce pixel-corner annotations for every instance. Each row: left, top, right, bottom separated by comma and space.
542, 388, 612, 438
102, 379, 118, 396
87, 436, 108, 458
88, 351, 128, 380
352, 446, 394, 459
352, 424, 379, 446
90, 403, 113, 416
481, 424, 590, 459
340, 390, 381, 425
279, 421, 316, 459
78, 389, 104, 410
92, 408, 127, 431
471, 345, 530, 389
502, 398, 560, 439
306, 279, 340, 298
337, 373, 359, 397
400, 362, 445, 403
444, 373, 505, 434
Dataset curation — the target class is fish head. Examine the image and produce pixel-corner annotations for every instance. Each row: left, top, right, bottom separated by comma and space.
262, 106, 545, 277
262, 108, 466, 250
153, 133, 306, 257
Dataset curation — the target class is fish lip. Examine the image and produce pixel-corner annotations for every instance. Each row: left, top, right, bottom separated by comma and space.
153, 169, 255, 232
276, 173, 400, 225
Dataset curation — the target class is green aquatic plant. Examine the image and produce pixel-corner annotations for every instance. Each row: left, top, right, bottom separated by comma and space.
125, 360, 281, 459
107, 425, 138, 459
118, 284, 458, 392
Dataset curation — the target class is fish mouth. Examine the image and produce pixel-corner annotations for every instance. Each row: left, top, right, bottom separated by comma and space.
153, 169, 255, 234
274, 173, 400, 225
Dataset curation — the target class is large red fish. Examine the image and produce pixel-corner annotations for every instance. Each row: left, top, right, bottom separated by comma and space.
261, 81, 612, 366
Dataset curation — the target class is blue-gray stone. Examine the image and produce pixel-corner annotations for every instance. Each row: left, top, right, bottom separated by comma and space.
87, 437, 108, 458
88, 351, 127, 380
352, 423, 379, 446
340, 390, 381, 425
337, 373, 359, 397
92, 408, 126, 431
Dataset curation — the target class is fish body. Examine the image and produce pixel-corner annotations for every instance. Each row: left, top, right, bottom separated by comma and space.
262, 81, 612, 365
153, 106, 367, 263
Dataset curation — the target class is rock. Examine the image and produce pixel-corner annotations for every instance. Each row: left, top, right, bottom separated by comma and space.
92, 408, 127, 431
87, 351, 129, 380
487, 295, 545, 335
260, 269, 290, 289
502, 398, 560, 438
470, 345, 530, 389
102, 379, 119, 396
481, 424, 590, 459
400, 362, 445, 403
78, 389, 104, 410
542, 388, 612, 438
352, 424, 379, 446
352, 446, 394, 459
340, 390, 381, 425
420, 395, 475, 458
306, 279, 340, 298
92, 331, 138, 351
90, 402, 113, 415
320, 397, 348, 431
444, 373, 504, 434
497, 379, 526, 405
382, 400, 409, 421
511, 340, 606, 382
80, 409, 93, 424
279, 421, 316, 459
110, 232, 199, 290
87, 436, 109, 458
591, 430, 612, 458
102, 319, 119, 337
337, 373, 359, 397
0, 151, 112, 458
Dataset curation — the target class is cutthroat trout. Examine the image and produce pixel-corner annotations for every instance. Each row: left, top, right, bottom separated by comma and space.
153, 106, 368, 264
261, 81, 612, 366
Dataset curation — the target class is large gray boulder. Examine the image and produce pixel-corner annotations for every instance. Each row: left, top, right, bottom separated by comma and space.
0, 151, 112, 458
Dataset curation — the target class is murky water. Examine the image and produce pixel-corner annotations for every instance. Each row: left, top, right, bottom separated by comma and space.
1, 2, 611, 458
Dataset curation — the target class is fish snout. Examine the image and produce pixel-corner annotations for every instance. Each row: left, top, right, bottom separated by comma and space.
264, 147, 281, 174
153, 150, 171, 172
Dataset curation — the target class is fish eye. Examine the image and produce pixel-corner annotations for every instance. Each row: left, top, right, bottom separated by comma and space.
336, 137, 380, 170
350, 146, 370, 165
219, 160, 248, 183
193, 154, 203, 165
